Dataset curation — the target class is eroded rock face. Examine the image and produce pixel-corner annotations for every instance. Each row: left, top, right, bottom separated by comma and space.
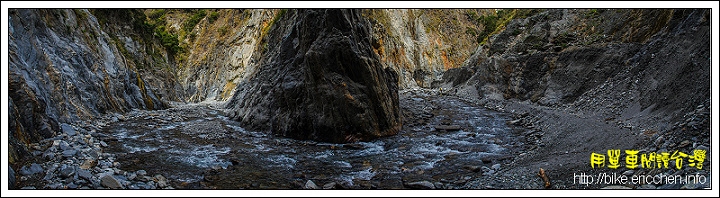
8, 9, 169, 162
226, 9, 401, 143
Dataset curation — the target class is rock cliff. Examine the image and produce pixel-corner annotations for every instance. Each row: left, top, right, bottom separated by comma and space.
8, 9, 172, 163
224, 9, 401, 143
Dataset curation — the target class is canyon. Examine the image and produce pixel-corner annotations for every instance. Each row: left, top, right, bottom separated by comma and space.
7, 9, 711, 189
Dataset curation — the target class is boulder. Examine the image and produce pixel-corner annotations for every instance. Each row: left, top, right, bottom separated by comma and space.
226, 9, 401, 143
100, 175, 124, 189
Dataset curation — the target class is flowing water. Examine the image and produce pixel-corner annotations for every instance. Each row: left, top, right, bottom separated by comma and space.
99, 89, 526, 189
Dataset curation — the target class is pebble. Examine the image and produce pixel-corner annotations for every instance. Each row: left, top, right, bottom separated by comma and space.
136, 170, 147, 177
146, 181, 156, 189
322, 182, 337, 189
42, 152, 56, 160
481, 166, 491, 172
155, 174, 168, 188
127, 173, 137, 181
405, 181, 436, 189
59, 166, 76, 178
20, 163, 44, 176
62, 123, 76, 136
678, 140, 691, 148
77, 169, 93, 181
62, 149, 77, 157
100, 175, 124, 189
491, 164, 501, 170
304, 180, 319, 189
20, 186, 37, 190
59, 141, 71, 151
43, 172, 55, 181
80, 159, 96, 169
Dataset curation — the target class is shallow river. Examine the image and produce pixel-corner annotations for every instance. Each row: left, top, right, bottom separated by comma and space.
100, 89, 525, 189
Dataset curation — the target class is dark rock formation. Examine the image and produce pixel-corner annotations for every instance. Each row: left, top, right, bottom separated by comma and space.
226, 9, 401, 143
441, 9, 710, 135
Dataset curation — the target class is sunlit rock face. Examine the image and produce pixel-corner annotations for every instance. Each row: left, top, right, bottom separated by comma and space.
8, 9, 168, 162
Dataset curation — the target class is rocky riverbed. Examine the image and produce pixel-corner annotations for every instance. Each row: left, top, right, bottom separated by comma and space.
11, 88, 712, 190
13, 88, 531, 189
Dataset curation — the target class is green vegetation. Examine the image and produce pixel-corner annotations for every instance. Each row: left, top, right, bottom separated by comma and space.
183, 9, 207, 33
465, 27, 478, 36
467, 9, 544, 45
218, 25, 229, 36
261, 9, 287, 40
208, 11, 220, 23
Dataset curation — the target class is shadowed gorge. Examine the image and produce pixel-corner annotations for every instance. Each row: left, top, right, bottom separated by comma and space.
7, 8, 711, 190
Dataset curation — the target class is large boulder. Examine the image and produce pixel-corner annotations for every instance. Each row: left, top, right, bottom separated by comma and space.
226, 9, 401, 143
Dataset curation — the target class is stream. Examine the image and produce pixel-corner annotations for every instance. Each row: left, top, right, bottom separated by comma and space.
98, 89, 527, 189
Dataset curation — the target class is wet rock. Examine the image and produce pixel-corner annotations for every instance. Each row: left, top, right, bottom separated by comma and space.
20, 163, 43, 176
20, 186, 36, 190
42, 171, 55, 181
405, 181, 436, 189
481, 166, 492, 172
67, 183, 78, 189
77, 169, 92, 181
61, 123, 76, 136
491, 164, 501, 170
127, 173, 137, 181
59, 166, 76, 178
146, 181, 156, 189
100, 175, 124, 189
155, 175, 168, 188
58, 141, 71, 151
62, 149, 77, 157
226, 9, 401, 143
42, 152, 56, 160
80, 159, 96, 170
322, 182, 337, 189
142, 176, 153, 182
483, 170, 496, 176
136, 170, 147, 177
304, 180, 319, 189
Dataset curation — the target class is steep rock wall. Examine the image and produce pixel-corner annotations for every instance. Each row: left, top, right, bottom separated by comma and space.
442, 9, 710, 132
225, 9, 401, 143
364, 9, 486, 88
174, 9, 277, 102
8, 9, 172, 163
